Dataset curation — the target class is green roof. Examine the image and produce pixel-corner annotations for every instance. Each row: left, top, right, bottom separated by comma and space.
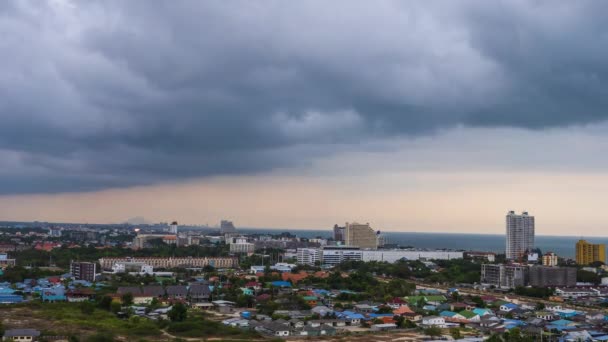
458, 310, 477, 319
303, 296, 318, 301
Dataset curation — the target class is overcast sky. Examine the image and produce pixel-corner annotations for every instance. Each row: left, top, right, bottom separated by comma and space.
2, 1, 608, 235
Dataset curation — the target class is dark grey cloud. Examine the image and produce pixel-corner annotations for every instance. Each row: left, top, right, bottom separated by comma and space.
1, 0, 608, 194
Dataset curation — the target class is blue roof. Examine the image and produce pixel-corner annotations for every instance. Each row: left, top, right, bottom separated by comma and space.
270, 281, 291, 287
551, 319, 574, 326
0, 295, 23, 303
0, 288, 15, 295
594, 335, 608, 341
502, 303, 518, 309
473, 308, 492, 315
337, 311, 365, 320
503, 319, 524, 327
440, 311, 458, 317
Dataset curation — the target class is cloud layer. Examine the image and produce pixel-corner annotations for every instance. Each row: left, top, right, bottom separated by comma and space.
2, 1, 608, 194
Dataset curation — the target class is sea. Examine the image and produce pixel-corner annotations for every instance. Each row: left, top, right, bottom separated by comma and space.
238, 228, 605, 259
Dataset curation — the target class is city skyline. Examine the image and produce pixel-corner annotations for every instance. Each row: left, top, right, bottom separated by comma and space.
4, 2, 608, 235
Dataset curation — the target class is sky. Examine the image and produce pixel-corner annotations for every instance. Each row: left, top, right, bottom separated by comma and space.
2, 1, 608, 235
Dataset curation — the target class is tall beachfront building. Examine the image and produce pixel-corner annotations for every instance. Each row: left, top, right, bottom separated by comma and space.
505, 211, 535, 260
345, 222, 378, 249
575, 240, 606, 265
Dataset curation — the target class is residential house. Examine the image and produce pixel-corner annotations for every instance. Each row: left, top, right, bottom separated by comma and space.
303, 296, 318, 306
66, 288, 95, 302
335, 311, 364, 325
458, 310, 480, 322
393, 305, 414, 316
472, 308, 493, 317
402, 312, 423, 322
371, 323, 397, 331
354, 303, 375, 313
41, 287, 66, 302
166, 285, 188, 301
188, 284, 211, 303
422, 316, 447, 328
289, 319, 305, 329
311, 305, 333, 317
256, 322, 291, 337
536, 311, 555, 321
3, 329, 40, 341
500, 303, 518, 312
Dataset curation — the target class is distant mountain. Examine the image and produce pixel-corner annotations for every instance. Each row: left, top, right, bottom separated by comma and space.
124, 217, 149, 225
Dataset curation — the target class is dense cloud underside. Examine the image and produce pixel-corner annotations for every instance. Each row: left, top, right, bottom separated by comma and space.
2, 1, 608, 194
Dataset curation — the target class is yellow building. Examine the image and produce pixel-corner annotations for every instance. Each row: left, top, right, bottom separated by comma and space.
575, 240, 606, 265
344, 222, 378, 249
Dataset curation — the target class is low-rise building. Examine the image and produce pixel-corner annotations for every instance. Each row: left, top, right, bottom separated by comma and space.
99, 257, 237, 270
422, 316, 446, 328
542, 252, 559, 266
3, 329, 41, 341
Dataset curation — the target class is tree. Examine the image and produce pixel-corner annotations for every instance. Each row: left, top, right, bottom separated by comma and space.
403, 319, 417, 329
98, 296, 112, 311
577, 269, 601, 284
450, 327, 462, 340
121, 292, 134, 306
110, 301, 121, 314
168, 302, 188, 322
535, 302, 545, 310
85, 332, 115, 342
80, 301, 95, 315
424, 326, 442, 338
376, 305, 393, 314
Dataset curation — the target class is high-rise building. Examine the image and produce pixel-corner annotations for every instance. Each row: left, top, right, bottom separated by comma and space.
344, 222, 378, 249
333, 224, 345, 242
70, 261, 97, 282
575, 240, 606, 265
505, 211, 535, 260
169, 221, 178, 234
297, 248, 321, 266
542, 252, 559, 266
480, 264, 529, 289
220, 220, 237, 235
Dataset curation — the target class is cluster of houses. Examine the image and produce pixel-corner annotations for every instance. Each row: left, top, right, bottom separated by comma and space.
8, 269, 608, 341
210, 286, 608, 340
0, 275, 99, 304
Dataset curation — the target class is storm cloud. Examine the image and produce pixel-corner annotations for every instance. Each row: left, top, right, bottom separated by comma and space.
2, 0, 608, 194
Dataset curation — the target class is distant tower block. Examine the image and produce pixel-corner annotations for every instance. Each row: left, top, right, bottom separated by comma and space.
220, 220, 237, 235
505, 211, 535, 260
169, 221, 178, 234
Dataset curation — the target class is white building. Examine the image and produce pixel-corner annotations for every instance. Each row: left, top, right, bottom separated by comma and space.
506, 211, 535, 260
542, 252, 559, 266
422, 316, 446, 328
322, 246, 362, 265
111, 262, 154, 274
169, 221, 178, 234
361, 250, 463, 262
230, 242, 254, 254
297, 248, 321, 266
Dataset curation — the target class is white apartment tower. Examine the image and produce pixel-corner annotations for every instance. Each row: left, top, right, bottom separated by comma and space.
506, 211, 535, 260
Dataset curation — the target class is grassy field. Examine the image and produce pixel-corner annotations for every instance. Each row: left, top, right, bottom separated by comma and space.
1, 302, 261, 341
